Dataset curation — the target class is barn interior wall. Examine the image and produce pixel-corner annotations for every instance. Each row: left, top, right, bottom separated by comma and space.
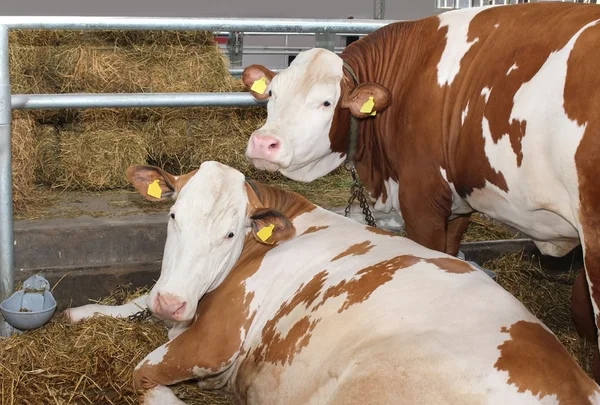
2, 0, 442, 68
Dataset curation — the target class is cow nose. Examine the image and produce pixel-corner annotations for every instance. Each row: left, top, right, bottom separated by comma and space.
248, 133, 281, 159
154, 292, 186, 319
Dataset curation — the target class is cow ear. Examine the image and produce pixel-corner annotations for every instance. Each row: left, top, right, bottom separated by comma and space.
249, 208, 296, 245
126, 165, 179, 201
342, 83, 392, 119
242, 64, 276, 101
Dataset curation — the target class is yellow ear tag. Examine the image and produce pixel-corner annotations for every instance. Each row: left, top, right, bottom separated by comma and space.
147, 179, 162, 199
256, 223, 275, 243
370, 110, 377, 116
251, 77, 268, 95
360, 96, 375, 114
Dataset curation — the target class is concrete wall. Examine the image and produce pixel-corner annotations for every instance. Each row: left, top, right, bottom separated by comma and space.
2, 0, 443, 68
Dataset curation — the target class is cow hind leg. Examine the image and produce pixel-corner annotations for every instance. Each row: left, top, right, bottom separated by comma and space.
576, 214, 600, 383
571, 270, 600, 382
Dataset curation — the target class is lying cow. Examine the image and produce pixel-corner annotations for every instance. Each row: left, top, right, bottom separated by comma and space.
241, 2, 600, 380
66, 161, 599, 404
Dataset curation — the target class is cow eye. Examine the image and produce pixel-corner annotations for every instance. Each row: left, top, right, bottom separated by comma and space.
227, 232, 235, 239
323, 101, 331, 107
170, 213, 175, 220
268, 90, 272, 97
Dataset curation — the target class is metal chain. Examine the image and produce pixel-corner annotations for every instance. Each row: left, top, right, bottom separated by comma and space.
344, 162, 377, 228
127, 307, 153, 322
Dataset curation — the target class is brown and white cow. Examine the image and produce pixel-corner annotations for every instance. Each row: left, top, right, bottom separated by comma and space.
66, 161, 599, 404
241, 2, 600, 380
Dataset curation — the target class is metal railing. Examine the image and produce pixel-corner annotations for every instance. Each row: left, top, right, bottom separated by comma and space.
0, 16, 393, 336
437, 0, 597, 10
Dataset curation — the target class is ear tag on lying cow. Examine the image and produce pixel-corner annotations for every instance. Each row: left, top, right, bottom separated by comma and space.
257, 223, 275, 243
360, 96, 375, 114
251, 77, 268, 95
147, 179, 162, 199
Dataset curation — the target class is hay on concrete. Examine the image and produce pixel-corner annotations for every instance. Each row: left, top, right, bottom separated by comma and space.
11, 111, 37, 213
0, 285, 237, 405
57, 128, 148, 191
484, 251, 595, 377
7, 29, 271, 206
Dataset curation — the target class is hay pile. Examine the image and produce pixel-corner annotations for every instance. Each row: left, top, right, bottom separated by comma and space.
8, 29, 267, 212
11, 111, 37, 212
0, 285, 237, 405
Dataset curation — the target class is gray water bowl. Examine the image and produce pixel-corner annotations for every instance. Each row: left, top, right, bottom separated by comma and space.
0, 275, 57, 330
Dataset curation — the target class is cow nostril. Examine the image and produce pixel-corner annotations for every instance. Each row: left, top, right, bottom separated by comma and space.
269, 141, 280, 150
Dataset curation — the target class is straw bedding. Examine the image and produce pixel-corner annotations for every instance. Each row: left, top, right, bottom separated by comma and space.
0, 252, 592, 404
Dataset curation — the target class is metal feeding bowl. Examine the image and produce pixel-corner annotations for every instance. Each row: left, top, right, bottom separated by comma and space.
0, 275, 57, 331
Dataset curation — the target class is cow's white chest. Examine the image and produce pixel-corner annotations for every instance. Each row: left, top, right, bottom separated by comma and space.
373, 178, 400, 213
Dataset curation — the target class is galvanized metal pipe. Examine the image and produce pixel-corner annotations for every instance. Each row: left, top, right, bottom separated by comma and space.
11, 92, 266, 110
0, 25, 14, 337
229, 68, 282, 77
0, 16, 393, 34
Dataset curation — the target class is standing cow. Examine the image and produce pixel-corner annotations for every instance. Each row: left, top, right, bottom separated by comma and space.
241, 3, 600, 380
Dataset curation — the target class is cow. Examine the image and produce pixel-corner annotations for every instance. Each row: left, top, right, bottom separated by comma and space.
240, 2, 600, 381
66, 161, 600, 404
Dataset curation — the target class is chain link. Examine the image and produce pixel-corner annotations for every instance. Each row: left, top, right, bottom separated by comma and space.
344, 162, 377, 228
127, 307, 153, 322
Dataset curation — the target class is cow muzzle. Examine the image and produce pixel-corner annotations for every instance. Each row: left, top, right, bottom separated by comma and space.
151, 292, 187, 321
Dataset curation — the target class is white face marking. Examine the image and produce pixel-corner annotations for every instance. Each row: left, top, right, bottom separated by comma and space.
246, 48, 346, 182
507, 62, 518, 75
148, 161, 250, 321
462, 101, 470, 126
437, 7, 492, 87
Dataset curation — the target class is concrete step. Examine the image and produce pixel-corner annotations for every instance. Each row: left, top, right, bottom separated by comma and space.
15, 261, 161, 311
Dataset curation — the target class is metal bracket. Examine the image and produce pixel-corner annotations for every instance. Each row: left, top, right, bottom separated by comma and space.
227, 31, 244, 68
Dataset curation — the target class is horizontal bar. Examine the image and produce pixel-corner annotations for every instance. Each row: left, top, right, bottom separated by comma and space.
228, 68, 283, 77
11, 92, 266, 110
241, 49, 343, 55
0, 16, 394, 34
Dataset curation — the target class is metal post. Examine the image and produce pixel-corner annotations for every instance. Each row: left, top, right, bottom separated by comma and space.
0, 25, 14, 337
227, 31, 244, 68
315, 32, 335, 52
374, 0, 385, 20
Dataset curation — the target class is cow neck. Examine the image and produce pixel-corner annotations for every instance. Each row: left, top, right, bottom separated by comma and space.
244, 178, 316, 221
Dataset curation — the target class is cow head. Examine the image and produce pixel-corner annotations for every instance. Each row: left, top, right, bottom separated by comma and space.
126, 161, 295, 322
243, 48, 391, 182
